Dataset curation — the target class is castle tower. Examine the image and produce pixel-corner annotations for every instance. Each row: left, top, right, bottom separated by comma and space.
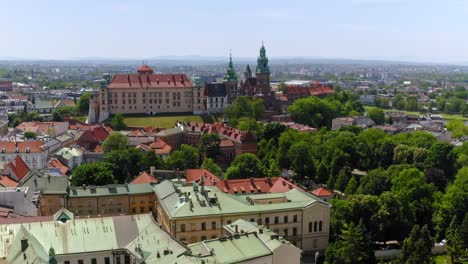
255, 43, 273, 106
223, 52, 238, 104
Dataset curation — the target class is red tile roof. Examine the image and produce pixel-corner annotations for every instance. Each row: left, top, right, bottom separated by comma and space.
0, 176, 18, 187
284, 83, 334, 99
49, 158, 69, 175
215, 177, 301, 194
183, 122, 256, 143
137, 64, 154, 74
16, 122, 68, 135
131, 171, 159, 184
149, 138, 172, 155
108, 66, 192, 89
6, 155, 30, 180
0, 140, 44, 153
311, 187, 333, 197
185, 169, 222, 186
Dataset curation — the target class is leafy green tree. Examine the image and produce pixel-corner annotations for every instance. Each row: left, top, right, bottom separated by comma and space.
399, 225, 433, 264
325, 223, 375, 264
71, 162, 115, 186
404, 97, 419, 111
316, 161, 329, 184
52, 110, 64, 121
424, 142, 457, 179
201, 157, 222, 176
140, 151, 163, 171
393, 93, 406, 110
356, 168, 390, 196
110, 113, 127, 131
104, 148, 143, 183
24, 131, 37, 140
265, 159, 281, 177
225, 153, 263, 179
165, 144, 199, 170
367, 107, 385, 125
76, 92, 92, 113
199, 133, 221, 160
260, 122, 287, 142
225, 97, 265, 126
335, 166, 351, 192
344, 176, 358, 195
446, 218, 466, 262
102, 132, 128, 153
288, 141, 315, 180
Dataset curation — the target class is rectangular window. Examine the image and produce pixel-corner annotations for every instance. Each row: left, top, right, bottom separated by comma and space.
284, 216, 288, 223
227, 220, 231, 225
275, 216, 279, 224
201, 235, 207, 241
284, 228, 288, 236
91, 259, 97, 264
293, 215, 297, 222
212, 221, 216, 229
78, 260, 84, 264
293, 227, 297, 236
201, 222, 206, 230
116, 256, 121, 264
124, 255, 130, 264
105, 257, 110, 264
265, 217, 270, 224
181, 224, 185, 232
64, 262, 70, 264
313, 239, 318, 249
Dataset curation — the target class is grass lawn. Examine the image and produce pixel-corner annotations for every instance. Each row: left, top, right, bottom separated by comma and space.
123, 114, 220, 128
71, 115, 87, 122
364, 106, 468, 121
435, 255, 468, 264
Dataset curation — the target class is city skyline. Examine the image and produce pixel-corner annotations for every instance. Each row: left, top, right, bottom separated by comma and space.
2, 0, 468, 63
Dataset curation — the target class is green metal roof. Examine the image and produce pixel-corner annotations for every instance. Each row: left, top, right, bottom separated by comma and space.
0, 213, 187, 263
69, 183, 154, 197
188, 233, 273, 263
19, 173, 69, 194
153, 181, 328, 219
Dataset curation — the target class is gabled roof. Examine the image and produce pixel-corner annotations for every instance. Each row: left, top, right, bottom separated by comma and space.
53, 207, 74, 222
6, 155, 30, 181
0, 140, 44, 153
149, 138, 172, 155
214, 177, 301, 195
131, 172, 159, 184
185, 169, 221, 186
137, 64, 154, 74
311, 187, 333, 197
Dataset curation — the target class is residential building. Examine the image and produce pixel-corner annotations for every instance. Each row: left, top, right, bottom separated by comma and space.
2, 155, 30, 182
0, 140, 48, 170
224, 219, 302, 264
0, 80, 12, 91
0, 213, 189, 264
0, 187, 38, 216
153, 180, 331, 254
55, 147, 83, 170
15, 121, 69, 136
331, 116, 375, 130
130, 171, 159, 184
19, 172, 69, 216
67, 183, 155, 217
89, 65, 195, 123
205, 82, 228, 114
311, 187, 333, 203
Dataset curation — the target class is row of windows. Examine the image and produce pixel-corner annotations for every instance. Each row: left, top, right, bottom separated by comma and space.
273, 227, 298, 236
308, 221, 323, 233
63, 255, 130, 264
109, 91, 192, 98
180, 215, 301, 232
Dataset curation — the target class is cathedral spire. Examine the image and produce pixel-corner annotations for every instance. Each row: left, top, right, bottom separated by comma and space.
256, 42, 270, 74
224, 51, 238, 83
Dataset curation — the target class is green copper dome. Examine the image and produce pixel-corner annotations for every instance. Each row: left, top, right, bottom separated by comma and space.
224, 52, 238, 83
256, 43, 270, 74
99, 79, 108, 87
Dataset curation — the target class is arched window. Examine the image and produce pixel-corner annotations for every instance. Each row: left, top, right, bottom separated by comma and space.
309, 222, 312, 233
314, 221, 317, 232
319, 221, 323, 232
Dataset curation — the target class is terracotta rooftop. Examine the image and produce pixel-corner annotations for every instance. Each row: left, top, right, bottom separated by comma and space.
108, 66, 192, 89
185, 169, 221, 186
0, 140, 44, 153
149, 138, 172, 155
311, 187, 333, 197
6, 155, 30, 181
0, 176, 18, 187
16, 121, 68, 135
130, 171, 159, 184
215, 177, 301, 194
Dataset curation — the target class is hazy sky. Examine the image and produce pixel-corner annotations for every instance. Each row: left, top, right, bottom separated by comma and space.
2, 0, 468, 62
